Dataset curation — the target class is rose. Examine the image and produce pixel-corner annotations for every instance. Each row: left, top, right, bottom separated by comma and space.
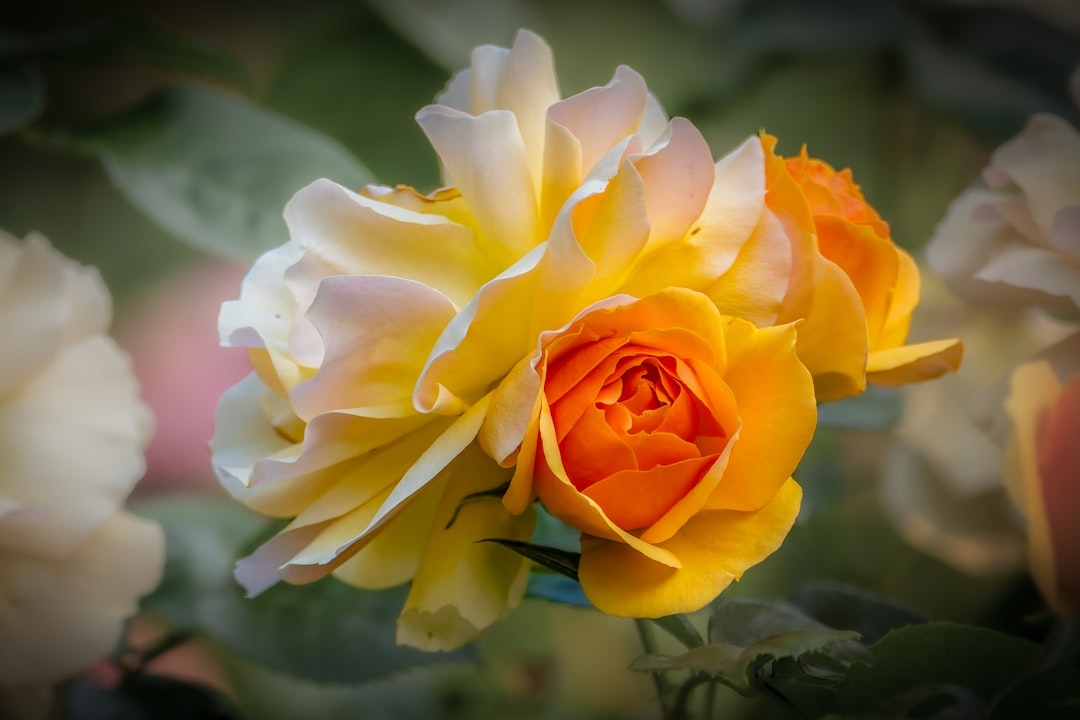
927, 113, 1080, 319
488, 288, 814, 616
212, 29, 670, 650
779, 142, 963, 395
0, 231, 163, 687
1005, 359, 1080, 617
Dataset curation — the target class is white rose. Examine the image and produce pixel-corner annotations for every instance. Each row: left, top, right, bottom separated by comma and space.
928, 113, 1080, 318
0, 231, 163, 688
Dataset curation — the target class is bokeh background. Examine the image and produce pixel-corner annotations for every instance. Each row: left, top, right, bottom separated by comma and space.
2, 1, 1078, 718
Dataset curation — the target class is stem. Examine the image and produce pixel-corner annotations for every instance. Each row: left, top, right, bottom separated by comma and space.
636, 617, 675, 717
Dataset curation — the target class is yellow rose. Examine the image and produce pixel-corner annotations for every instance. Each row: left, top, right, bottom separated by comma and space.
0, 231, 162, 687
928, 114, 1080, 319
1005, 357, 1080, 617
213, 29, 671, 650
491, 288, 812, 616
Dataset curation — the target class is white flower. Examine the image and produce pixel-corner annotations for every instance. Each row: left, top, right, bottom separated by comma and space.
0, 231, 163, 687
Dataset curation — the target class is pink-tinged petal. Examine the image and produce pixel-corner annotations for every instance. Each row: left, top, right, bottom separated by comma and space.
416, 106, 539, 263
631, 117, 714, 250
1051, 205, 1080, 262
291, 276, 457, 420
704, 321, 815, 512
578, 478, 802, 618
397, 444, 535, 651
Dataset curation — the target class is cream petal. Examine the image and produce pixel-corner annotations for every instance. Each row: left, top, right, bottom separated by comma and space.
416, 106, 539, 264
0, 511, 163, 685
283, 178, 488, 308
0, 234, 108, 396
976, 244, 1080, 311
0, 336, 150, 557
1051, 205, 1080, 262
291, 276, 457, 420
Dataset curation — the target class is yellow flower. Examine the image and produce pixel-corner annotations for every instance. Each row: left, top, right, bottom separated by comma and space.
928, 114, 1080, 319
492, 288, 812, 616
213, 29, 671, 650
778, 141, 963, 398
1005, 357, 1080, 617
0, 231, 162, 686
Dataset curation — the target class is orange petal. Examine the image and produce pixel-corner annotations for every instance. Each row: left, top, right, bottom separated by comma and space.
1038, 372, 1080, 616
583, 456, 715, 531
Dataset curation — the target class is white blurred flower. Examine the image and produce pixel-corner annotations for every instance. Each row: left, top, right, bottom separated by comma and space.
0, 231, 163, 688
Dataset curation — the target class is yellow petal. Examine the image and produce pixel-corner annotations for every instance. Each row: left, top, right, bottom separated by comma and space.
396, 444, 536, 651
866, 338, 964, 386
578, 478, 802, 617
704, 320, 816, 512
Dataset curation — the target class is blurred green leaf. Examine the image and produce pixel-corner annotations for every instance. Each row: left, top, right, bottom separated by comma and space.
818, 386, 902, 429
262, 9, 445, 190
653, 614, 705, 650
790, 580, 925, 644
1, 15, 251, 92
366, 0, 731, 108
137, 495, 475, 684
832, 622, 1080, 719
0, 63, 43, 135
59, 84, 372, 261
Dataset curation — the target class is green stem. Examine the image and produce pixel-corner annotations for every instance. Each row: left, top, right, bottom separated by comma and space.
636, 617, 675, 717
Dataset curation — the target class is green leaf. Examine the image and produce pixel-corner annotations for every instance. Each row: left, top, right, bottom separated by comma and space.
136, 495, 475, 683
479, 538, 580, 581
1, 15, 251, 92
366, 0, 732, 107
629, 644, 742, 675
262, 9, 445, 191
832, 622, 1080, 719
817, 385, 902, 429
0, 63, 43, 135
790, 580, 925, 644
60, 84, 372, 260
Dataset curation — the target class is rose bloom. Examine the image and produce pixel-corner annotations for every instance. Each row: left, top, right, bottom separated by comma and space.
215, 29, 955, 648
0, 231, 163, 688
780, 142, 963, 397
488, 288, 813, 616
928, 113, 1080, 319
1005, 358, 1080, 617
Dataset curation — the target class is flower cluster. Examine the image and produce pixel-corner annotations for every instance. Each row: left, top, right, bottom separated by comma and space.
212, 30, 960, 649
924, 112, 1080, 616
0, 231, 163, 687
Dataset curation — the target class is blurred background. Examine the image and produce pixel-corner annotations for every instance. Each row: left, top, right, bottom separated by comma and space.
2, 1, 1078, 718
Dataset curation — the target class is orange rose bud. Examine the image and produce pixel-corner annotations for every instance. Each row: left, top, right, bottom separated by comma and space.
764, 137, 962, 399
509, 288, 814, 617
